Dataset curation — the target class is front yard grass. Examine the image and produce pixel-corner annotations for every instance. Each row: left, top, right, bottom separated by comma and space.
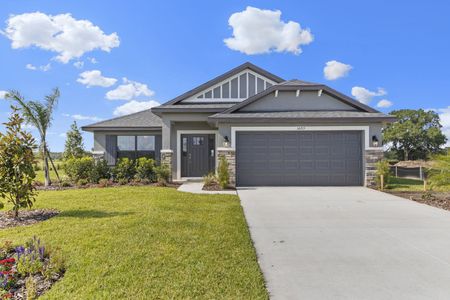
0, 186, 267, 299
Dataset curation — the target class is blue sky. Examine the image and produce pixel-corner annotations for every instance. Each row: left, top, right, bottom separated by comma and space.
0, 0, 449, 151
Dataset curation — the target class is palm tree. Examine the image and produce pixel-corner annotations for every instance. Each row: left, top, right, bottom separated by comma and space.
5, 88, 61, 186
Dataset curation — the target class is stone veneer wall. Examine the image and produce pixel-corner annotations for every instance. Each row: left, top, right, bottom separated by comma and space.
217, 148, 236, 187
160, 150, 173, 182
365, 149, 384, 187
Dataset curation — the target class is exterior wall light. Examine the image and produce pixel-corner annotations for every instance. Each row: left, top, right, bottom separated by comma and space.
223, 136, 230, 147
372, 135, 379, 147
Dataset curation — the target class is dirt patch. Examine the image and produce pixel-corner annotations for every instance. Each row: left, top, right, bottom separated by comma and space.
387, 191, 450, 211
202, 182, 236, 191
0, 209, 59, 229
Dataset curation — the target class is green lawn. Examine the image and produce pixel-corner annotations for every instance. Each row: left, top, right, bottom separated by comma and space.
386, 177, 425, 191
34, 169, 65, 183
0, 186, 267, 299
387, 177, 450, 192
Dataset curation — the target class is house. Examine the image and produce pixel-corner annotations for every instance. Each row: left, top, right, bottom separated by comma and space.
82, 62, 395, 187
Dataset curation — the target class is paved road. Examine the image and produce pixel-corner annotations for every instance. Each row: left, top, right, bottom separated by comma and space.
238, 187, 450, 300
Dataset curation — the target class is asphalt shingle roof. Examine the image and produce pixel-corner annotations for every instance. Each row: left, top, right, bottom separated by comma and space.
81, 109, 162, 131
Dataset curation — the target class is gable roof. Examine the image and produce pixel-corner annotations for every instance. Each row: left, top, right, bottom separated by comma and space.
161, 62, 285, 106
219, 80, 379, 114
81, 109, 162, 132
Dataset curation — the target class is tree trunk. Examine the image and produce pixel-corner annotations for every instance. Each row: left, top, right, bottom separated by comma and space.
404, 149, 409, 161
47, 147, 61, 182
42, 142, 51, 186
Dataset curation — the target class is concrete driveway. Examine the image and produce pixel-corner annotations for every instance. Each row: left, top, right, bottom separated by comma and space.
238, 187, 450, 300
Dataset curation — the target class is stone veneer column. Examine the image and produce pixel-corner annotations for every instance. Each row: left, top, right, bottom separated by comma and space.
365, 149, 384, 187
217, 147, 236, 187
160, 149, 173, 182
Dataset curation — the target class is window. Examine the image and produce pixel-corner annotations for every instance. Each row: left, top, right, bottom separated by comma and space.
137, 136, 155, 151
117, 136, 135, 151
117, 135, 157, 160
193, 137, 204, 146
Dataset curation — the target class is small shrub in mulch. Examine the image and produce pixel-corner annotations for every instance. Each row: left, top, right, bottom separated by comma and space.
0, 210, 59, 229
0, 237, 65, 299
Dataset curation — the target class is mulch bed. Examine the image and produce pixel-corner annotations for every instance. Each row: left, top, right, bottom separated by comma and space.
11, 272, 64, 300
35, 181, 180, 191
0, 209, 59, 229
202, 182, 236, 191
387, 191, 450, 211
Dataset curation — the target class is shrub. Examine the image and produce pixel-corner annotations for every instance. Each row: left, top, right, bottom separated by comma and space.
427, 154, 450, 188
135, 157, 156, 182
0, 109, 37, 217
90, 159, 110, 183
217, 156, 229, 189
118, 178, 128, 185
33, 163, 41, 171
375, 160, 391, 189
113, 158, 136, 181
77, 179, 89, 186
63, 157, 95, 183
155, 165, 171, 186
16, 237, 45, 276
98, 179, 112, 188
25, 277, 37, 300
42, 247, 65, 280
59, 179, 72, 188
203, 172, 218, 187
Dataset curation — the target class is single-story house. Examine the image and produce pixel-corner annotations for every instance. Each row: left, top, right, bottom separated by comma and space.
82, 62, 395, 187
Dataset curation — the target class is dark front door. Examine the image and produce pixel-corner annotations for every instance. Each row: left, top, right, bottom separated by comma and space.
181, 134, 215, 177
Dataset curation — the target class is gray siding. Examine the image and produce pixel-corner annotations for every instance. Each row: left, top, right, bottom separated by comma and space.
239, 91, 358, 112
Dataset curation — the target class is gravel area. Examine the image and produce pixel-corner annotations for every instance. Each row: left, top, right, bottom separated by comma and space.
388, 191, 450, 211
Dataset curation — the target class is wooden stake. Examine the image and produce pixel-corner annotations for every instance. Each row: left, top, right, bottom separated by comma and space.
423, 179, 427, 192
380, 174, 384, 190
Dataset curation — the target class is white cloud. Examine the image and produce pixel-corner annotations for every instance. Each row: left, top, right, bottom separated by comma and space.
113, 100, 160, 116
73, 61, 84, 69
63, 113, 102, 122
324, 60, 352, 80
40, 63, 51, 71
224, 6, 313, 55
0, 91, 7, 99
106, 78, 154, 100
25, 63, 37, 70
77, 70, 117, 87
436, 106, 450, 146
25, 63, 51, 71
59, 133, 67, 138
351, 86, 387, 104
377, 99, 393, 108
3, 12, 120, 63
88, 57, 98, 64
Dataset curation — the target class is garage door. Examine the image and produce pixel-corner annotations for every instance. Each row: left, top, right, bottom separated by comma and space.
236, 131, 363, 186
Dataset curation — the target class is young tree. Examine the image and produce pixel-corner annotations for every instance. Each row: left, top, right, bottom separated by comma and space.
6, 88, 60, 186
63, 121, 85, 160
0, 108, 37, 218
383, 109, 447, 160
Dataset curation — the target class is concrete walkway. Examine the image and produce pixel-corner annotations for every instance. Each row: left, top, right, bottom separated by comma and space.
177, 181, 236, 195
238, 187, 450, 300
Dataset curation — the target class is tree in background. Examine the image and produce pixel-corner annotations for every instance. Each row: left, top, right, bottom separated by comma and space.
63, 121, 85, 160
6, 88, 61, 186
0, 108, 37, 218
383, 109, 447, 160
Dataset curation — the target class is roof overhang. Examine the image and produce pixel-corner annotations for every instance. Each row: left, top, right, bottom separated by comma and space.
81, 126, 162, 132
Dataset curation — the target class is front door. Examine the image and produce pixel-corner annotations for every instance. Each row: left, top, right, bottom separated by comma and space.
181, 134, 215, 177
